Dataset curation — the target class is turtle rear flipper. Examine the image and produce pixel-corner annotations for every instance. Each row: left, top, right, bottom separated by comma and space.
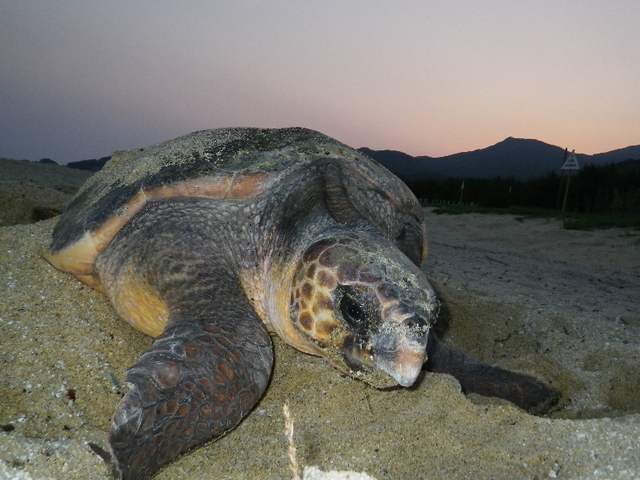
424, 332, 559, 415
108, 318, 272, 480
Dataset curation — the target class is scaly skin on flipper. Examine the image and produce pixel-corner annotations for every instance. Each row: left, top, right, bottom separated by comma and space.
424, 332, 560, 415
95, 198, 274, 479
109, 318, 272, 480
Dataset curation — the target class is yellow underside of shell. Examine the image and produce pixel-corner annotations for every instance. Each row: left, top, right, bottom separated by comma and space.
102, 260, 169, 338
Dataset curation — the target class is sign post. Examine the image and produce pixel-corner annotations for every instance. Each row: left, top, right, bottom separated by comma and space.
560, 150, 580, 212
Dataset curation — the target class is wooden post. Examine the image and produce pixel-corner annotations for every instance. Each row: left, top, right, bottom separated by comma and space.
458, 180, 464, 204
562, 171, 571, 212
556, 148, 568, 209
560, 149, 579, 212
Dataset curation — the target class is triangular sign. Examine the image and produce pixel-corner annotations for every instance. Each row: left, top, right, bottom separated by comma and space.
561, 150, 580, 170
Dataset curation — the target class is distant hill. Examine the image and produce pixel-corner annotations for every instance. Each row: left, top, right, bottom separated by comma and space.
67, 156, 111, 172
358, 148, 440, 178
359, 138, 640, 180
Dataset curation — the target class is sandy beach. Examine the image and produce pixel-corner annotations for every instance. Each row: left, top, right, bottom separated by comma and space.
1, 159, 639, 479
0, 158, 92, 227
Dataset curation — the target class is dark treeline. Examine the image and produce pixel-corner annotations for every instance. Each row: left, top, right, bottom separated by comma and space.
406, 160, 640, 213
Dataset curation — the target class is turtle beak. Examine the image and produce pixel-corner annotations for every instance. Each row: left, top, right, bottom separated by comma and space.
372, 330, 428, 387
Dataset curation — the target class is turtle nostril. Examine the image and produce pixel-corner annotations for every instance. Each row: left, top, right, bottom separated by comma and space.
403, 315, 427, 331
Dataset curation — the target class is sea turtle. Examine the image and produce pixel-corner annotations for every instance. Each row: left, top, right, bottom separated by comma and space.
44, 128, 558, 480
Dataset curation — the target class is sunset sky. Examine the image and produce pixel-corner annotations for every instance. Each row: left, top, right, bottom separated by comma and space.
1, 1, 639, 164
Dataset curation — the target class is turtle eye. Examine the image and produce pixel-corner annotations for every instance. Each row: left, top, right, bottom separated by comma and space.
340, 293, 367, 330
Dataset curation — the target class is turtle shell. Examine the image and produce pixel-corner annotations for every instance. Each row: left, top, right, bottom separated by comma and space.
44, 127, 426, 289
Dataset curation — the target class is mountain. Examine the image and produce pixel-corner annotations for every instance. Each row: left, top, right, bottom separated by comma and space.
358, 148, 439, 178
587, 145, 640, 164
67, 156, 111, 172
39, 158, 58, 165
359, 138, 640, 181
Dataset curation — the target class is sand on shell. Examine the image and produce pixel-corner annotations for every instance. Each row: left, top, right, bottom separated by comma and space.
1, 160, 639, 479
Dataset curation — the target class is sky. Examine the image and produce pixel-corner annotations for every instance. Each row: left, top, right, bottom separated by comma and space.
1, 1, 639, 164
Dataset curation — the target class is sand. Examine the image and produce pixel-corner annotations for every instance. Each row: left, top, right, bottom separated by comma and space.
0, 158, 92, 227
1, 159, 639, 480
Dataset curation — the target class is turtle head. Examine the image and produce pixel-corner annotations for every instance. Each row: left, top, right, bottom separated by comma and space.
289, 234, 439, 388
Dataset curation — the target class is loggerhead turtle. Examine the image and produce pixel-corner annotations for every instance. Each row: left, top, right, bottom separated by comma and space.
44, 128, 558, 480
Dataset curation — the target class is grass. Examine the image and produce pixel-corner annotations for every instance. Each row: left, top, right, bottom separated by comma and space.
424, 203, 640, 231
562, 213, 640, 230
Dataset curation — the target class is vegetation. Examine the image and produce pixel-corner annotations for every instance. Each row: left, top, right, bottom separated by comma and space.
426, 203, 640, 230
408, 160, 640, 230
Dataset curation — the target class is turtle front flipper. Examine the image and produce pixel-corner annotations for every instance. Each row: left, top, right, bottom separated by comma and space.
424, 332, 559, 415
108, 317, 273, 480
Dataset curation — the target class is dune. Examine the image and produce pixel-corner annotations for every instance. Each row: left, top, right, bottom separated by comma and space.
0, 158, 92, 227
